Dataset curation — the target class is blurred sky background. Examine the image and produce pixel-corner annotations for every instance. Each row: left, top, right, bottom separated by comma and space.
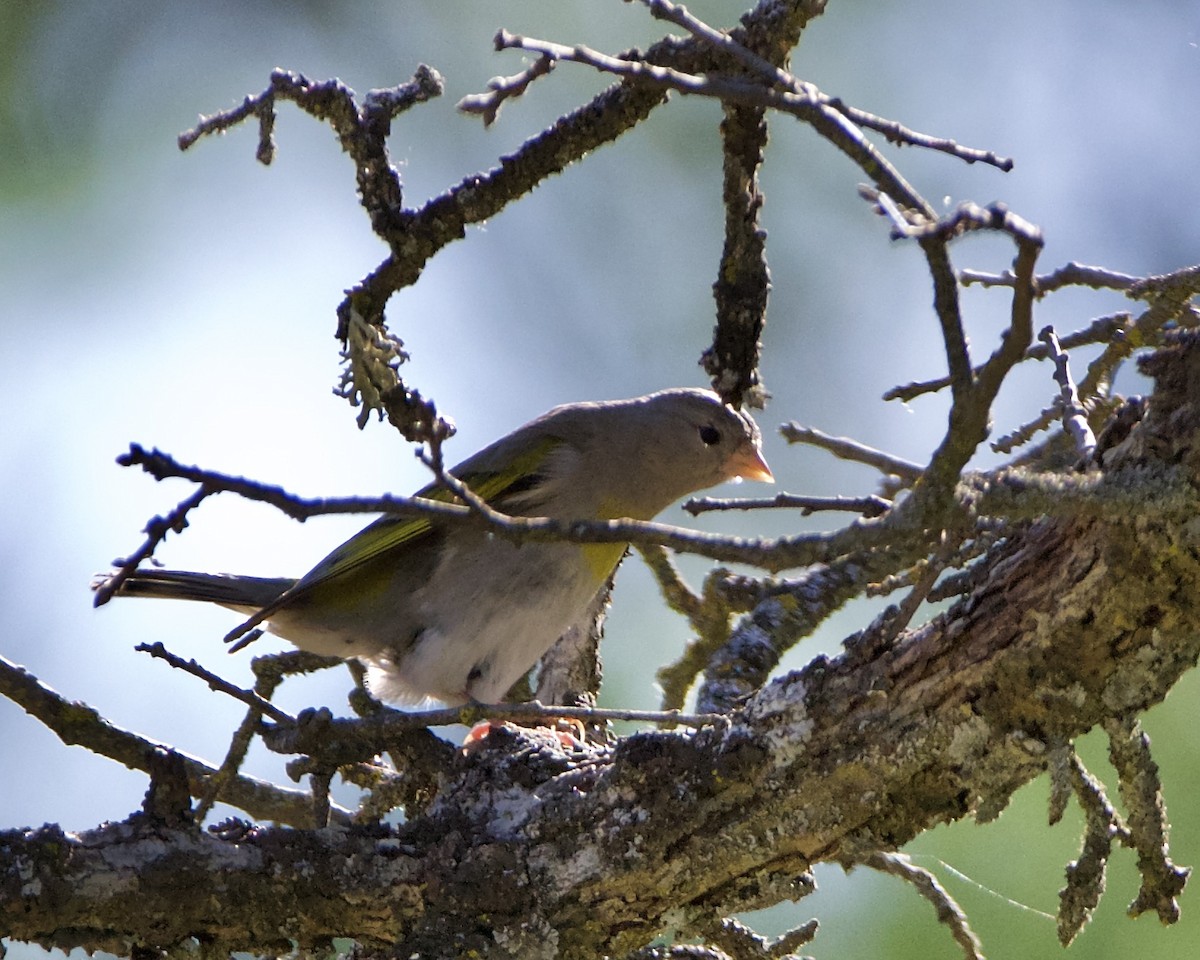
2, 2, 1198, 958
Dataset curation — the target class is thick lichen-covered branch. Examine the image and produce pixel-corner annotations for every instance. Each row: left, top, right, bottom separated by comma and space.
7, 350, 1199, 951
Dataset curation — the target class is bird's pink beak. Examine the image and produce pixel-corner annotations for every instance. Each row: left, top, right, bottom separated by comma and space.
728, 444, 774, 483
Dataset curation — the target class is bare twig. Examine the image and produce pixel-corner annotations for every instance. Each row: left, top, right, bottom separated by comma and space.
457, 54, 554, 126
637, 543, 705, 624
135, 642, 295, 724
110, 443, 459, 524
695, 198, 1042, 716
591, 2, 1013, 171
180, 68, 447, 444
496, 29, 933, 218
100, 442, 907, 577
1039, 326, 1098, 461
1103, 716, 1191, 922
1059, 753, 1127, 945
912, 202, 1042, 515
180, 67, 444, 162
960, 261, 1142, 294
642, 0, 792, 77
961, 261, 1200, 328
0, 655, 348, 827
639, 547, 775, 712
870, 539, 952, 649
884, 312, 1132, 404
992, 318, 1126, 458
835, 101, 1012, 170
684, 492, 891, 517
900, 261, 1196, 420
194, 654, 336, 823
92, 486, 211, 606
780, 424, 925, 481
865, 852, 983, 960
991, 402, 1067, 456
879, 201, 1041, 406
415, 443, 495, 516
703, 914, 819, 960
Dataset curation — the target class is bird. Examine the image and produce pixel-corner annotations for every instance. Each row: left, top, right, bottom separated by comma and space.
102, 388, 773, 706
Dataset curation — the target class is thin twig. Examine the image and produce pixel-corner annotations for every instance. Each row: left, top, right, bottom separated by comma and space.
416, 443, 496, 517
0, 654, 348, 827
926, 230, 975, 401
1039, 326, 1098, 460
637, 543, 704, 623
865, 852, 983, 960
496, 29, 934, 218
638, 547, 772, 712
1059, 752, 1127, 945
139, 643, 454, 820
402, 700, 731, 730
991, 403, 1062, 455
1102, 716, 1191, 922
960, 261, 1141, 294
684, 493, 891, 517
884, 312, 1131, 404
195, 658, 298, 824
92, 486, 211, 606
637, 1, 1012, 170
180, 67, 443, 164
642, 0, 798, 89
456, 54, 554, 126
903, 201, 1043, 517
103, 442, 905, 576
136, 642, 295, 724
779, 424, 925, 481
114, 442, 461, 521
868, 538, 953, 650
182, 68, 453, 442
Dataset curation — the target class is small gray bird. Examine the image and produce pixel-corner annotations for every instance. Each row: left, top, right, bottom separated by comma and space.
104, 388, 772, 705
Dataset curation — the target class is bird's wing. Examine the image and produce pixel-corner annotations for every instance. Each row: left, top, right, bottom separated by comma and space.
223, 435, 563, 644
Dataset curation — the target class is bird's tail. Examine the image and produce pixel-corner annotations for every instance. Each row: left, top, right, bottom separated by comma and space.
95, 569, 296, 614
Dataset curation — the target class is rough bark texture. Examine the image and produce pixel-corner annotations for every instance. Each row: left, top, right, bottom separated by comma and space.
3, 337, 1199, 957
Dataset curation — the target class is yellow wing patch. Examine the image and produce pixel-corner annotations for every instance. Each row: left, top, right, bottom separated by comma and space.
225, 436, 563, 637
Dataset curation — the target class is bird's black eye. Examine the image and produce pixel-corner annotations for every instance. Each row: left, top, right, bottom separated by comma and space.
699, 424, 721, 446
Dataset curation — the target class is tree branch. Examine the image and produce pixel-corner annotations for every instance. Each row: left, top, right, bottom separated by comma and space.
0, 655, 347, 828
9, 326, 1200, 959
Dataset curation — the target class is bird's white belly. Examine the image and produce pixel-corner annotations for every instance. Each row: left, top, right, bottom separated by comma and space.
365, 536, 612, 705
